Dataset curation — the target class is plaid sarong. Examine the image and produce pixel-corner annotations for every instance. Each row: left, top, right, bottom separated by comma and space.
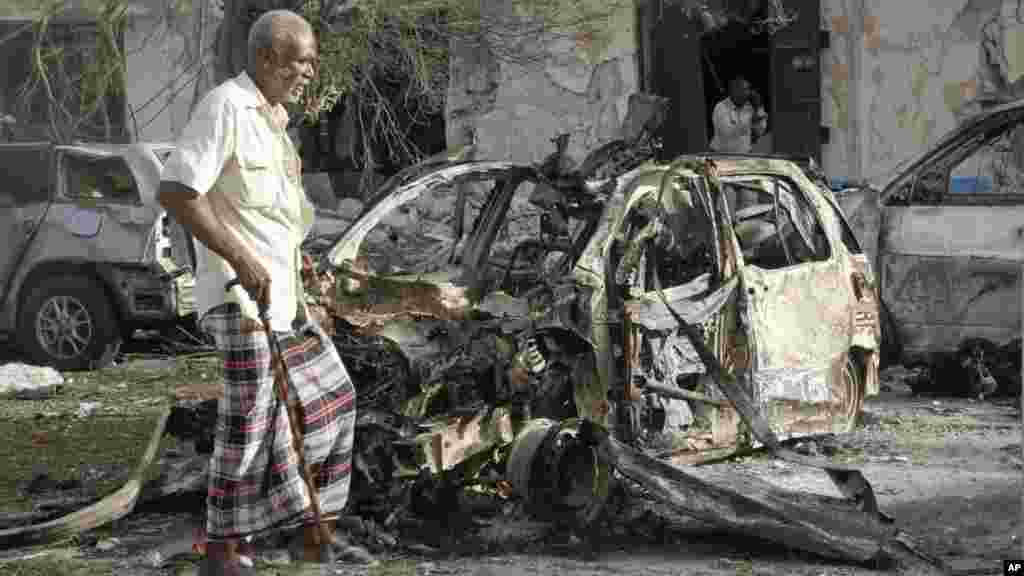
199, 302, 356, 541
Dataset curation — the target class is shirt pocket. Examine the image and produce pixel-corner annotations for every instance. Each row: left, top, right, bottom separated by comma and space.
235, 131, 279, 209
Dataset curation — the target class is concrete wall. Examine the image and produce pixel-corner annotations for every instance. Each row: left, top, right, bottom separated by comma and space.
124, 0, 220, 142
446, 0, 640, 167
822, 0, 1024, 186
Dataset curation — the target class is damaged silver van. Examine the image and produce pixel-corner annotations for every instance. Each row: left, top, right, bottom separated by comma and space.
837, 99, 1024, 395
0, 141, 196, 370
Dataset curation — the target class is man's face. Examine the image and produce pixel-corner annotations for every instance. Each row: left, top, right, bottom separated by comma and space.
261, 30, 318, 105
729, 80, 749, 106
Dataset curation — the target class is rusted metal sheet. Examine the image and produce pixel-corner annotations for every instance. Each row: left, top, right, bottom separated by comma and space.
741, 259, 854, 402
415, 408, 515, 473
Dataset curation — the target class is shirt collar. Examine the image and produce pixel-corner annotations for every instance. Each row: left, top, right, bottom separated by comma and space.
724, 98, 749, 112
235, 71, 290, 130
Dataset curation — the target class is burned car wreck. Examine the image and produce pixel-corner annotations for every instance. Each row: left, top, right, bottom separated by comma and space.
837, 98, 1024, 399
155, 98, 950, 570
305, 147, 883, 473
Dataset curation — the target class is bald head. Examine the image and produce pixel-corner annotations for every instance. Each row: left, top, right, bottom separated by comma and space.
248, 10, 312, 68
247, 9, 317, 106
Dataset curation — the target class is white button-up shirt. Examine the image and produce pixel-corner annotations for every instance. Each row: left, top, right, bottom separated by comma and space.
161, 71, 315, 332
709, 98, 767, 153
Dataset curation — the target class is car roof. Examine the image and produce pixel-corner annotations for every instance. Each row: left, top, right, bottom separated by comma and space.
657, 153, 815, 179
878, 96, 1024, 194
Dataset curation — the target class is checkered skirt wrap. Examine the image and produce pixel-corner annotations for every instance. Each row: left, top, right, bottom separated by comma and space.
199, 303, 355, 540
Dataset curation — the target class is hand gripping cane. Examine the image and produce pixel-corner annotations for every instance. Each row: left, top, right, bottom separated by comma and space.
225, 279, 334, 564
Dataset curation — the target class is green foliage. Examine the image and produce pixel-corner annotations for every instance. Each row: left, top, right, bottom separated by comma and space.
10, 0, 129, 142
79, 1, 128, 112
296, 0, 628, 171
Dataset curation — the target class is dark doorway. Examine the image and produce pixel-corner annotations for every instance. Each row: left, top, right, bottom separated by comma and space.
640, 1, 823, 162
701, 24, 773, 147
644, 3, 706, 159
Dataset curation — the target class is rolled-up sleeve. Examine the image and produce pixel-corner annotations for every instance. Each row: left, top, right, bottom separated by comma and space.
161, 90, 236, 196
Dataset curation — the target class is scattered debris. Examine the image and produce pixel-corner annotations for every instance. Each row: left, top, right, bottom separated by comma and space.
0, 406, 169, 547
585, 422, 945, 573
0, 363, 64, 399
76, 402, 101, 418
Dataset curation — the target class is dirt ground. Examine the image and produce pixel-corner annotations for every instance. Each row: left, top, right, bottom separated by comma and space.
0, 348, 1019, 576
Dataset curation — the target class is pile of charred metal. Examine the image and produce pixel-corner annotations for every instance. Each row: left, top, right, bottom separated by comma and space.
163, 96, 950, 573
900, 337, 1021, 400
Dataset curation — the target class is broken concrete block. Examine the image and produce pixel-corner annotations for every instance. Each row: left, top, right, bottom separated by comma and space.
0, 363, 64, 399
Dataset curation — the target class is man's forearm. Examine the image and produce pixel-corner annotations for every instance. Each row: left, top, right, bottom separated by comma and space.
158, 181, 250, 270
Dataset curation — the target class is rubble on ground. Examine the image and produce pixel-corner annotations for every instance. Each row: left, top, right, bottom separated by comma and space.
0, 363, 64, 399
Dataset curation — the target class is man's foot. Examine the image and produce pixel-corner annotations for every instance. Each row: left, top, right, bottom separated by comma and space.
286, 525, 375, 565
237, 540, 256, 567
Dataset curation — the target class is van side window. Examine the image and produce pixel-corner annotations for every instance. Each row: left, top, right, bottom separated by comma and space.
949, 122, 1024, 197
64, 155, 139, 203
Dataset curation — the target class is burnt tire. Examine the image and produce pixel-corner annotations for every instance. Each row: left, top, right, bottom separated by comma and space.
17, 274, 121, 371
838, 352, 868, 433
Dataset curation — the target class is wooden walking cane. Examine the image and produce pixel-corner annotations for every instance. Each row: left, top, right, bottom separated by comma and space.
226, 279, 334, 564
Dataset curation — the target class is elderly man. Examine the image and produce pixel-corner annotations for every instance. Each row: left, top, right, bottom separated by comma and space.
159, 9, 358, 575
709, 76, 768, 154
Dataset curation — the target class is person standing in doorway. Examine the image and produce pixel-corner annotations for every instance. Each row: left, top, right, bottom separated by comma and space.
709, 76, 768, 153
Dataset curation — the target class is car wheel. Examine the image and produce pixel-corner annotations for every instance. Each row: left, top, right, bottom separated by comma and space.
837, 351, 868, 433
18, 274, 121, 371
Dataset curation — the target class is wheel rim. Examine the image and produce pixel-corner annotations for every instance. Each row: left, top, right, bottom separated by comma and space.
35, 294, 94, 360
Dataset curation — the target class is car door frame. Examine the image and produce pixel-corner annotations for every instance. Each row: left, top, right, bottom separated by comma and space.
877, 108, 1024, 361
0, 143, 55, 326
605, 168, 733, 443
729, 170, 859, 433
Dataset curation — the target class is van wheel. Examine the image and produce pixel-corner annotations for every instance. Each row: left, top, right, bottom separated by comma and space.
837, 352, 868, 433
18, 275, 121, 371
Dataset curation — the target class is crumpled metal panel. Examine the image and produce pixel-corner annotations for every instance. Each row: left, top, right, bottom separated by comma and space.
882, 252, 1020, 354
880, 204, 1023, 355
882, 205, 1024, 260
625, 274, 738, 331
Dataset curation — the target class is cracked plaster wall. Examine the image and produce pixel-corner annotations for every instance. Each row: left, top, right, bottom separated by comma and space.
822, 0, 1024, 184
446, 0, 639, 167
